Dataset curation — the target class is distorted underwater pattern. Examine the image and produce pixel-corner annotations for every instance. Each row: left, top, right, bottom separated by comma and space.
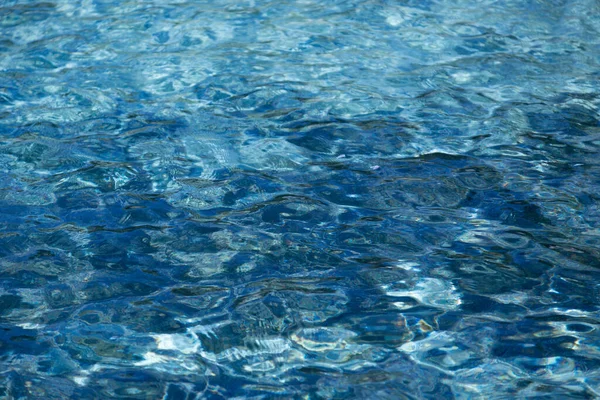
1, 0, 600, 398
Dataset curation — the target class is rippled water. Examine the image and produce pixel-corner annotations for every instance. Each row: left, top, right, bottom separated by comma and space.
1, 0, 600, 398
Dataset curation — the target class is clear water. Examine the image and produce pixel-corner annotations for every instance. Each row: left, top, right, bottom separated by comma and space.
1, 0, 600, 398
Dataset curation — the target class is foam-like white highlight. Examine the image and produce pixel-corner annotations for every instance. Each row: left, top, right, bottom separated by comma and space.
384, 278, 462, 310
134, 351, 172, 367
153, 333, 199, 354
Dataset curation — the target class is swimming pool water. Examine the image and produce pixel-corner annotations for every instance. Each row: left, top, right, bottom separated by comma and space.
1, 0, 600, 398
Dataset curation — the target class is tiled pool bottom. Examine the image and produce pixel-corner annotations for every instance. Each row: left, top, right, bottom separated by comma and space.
1, 0, 600, 398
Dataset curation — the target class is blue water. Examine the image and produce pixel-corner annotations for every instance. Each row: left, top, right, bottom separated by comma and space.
1, 0, 600, 398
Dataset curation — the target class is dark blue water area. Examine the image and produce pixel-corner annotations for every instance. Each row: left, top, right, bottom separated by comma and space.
1, 0, 600, 398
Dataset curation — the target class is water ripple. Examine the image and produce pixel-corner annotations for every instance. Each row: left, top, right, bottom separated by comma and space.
1, 0, 600, 398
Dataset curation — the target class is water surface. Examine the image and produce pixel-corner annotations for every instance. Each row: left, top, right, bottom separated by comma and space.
1, 0, 600, 398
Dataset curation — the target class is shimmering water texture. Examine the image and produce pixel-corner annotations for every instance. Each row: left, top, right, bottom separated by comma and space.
1, 0, 600, 398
